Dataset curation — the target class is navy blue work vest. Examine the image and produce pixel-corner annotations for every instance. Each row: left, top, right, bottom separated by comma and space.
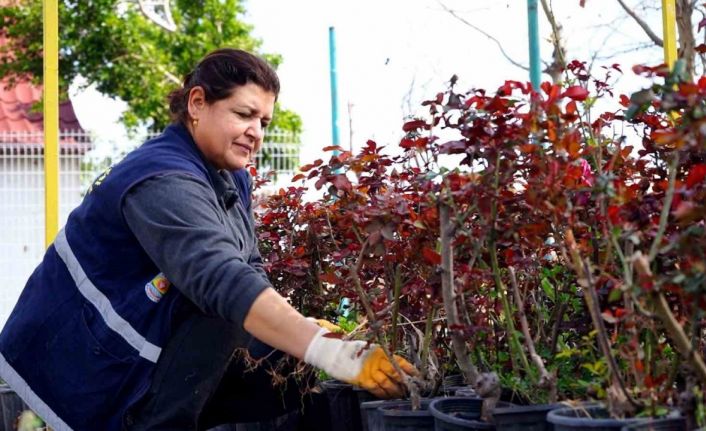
0, 124, 252, 431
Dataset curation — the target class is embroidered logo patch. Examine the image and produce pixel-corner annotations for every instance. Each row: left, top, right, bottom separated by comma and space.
145, 273, 171, 303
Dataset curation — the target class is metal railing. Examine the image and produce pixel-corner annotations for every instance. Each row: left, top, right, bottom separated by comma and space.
0, 129, 300, 325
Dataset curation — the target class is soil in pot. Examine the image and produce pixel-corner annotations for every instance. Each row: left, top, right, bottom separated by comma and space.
429, 396, 491, 431
620, 416, 687, 431
492, 403, 563, 431
320, 380, 362, 431
546, 405, 645, 431
379, 398, 434, 431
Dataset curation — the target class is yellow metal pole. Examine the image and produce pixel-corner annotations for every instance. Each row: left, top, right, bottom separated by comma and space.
662, 0, 678, 68
43, 0, 59, 248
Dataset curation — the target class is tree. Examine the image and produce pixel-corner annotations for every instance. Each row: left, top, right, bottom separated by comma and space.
614, 0, 702, 79
0, 0, 302, 132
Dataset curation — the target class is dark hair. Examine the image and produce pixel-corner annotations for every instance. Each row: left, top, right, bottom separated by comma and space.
168, 48, 280, 124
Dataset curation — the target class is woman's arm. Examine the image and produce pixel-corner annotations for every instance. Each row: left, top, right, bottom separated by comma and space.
243, 288, 320, 359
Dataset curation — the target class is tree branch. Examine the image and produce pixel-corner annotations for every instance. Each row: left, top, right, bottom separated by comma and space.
539, 0, 566, 82
436, 1, 529, 71
616, 0, 664, 47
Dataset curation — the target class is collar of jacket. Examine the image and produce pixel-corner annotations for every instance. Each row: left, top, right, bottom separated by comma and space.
165, 123, 239, 211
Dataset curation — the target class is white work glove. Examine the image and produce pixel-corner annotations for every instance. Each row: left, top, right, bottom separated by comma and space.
304, 328, 418, 398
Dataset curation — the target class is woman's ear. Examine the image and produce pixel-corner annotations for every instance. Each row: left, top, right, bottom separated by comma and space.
187, 86, 206, 121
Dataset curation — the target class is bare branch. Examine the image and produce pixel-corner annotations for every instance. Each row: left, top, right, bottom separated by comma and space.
616, 0, 664, 47
348, 239, 422, 402
565, 229, 642, 416
436, 1, 528, 71
439, 200, 480, 385
540, 0, 566, 82
509, 267, 557, 402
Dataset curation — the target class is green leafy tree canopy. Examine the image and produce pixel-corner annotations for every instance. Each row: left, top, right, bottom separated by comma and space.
0, 0, 302, 132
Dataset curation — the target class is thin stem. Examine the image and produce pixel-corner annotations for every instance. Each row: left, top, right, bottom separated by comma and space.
509, 267, 557, 402
420, 305, 438, 378
565, 229, 642, 412
648, 152, 679, 262
440, 199, 480, 385
391, 265, 403, 353
652, 292, 706, 384
488, 158, 531, 375
348, 239, 420, 403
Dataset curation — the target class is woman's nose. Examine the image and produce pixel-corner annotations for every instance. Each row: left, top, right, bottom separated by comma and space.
246, 119, 264, 140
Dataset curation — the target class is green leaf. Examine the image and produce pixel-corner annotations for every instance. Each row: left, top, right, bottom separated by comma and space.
540, 278, 556, 302
607, 287, 622, 302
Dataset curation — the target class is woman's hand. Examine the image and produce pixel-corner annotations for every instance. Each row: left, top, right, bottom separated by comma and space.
304, 328, 419, 399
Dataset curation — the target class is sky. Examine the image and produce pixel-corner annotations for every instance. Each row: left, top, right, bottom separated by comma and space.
70, 0, 668, 165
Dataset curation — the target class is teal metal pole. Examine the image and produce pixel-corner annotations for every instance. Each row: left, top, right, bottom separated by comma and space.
328, 26, 340, 152
527, 0, 541, 88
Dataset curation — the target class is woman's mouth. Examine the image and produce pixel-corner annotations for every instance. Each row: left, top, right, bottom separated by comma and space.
233, 142, 252, 156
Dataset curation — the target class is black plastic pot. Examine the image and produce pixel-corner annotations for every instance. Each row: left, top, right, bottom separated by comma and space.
361, 399, 389, 431
620, 417, 687, 431
454, 387, 478, 398
354, 386, 379, 407
442, 375, 466, 392
492, 403, 563, 431
380, 398, 434, 431
231, 411, 299, 431
321, 380, 363, 431
0, 384, 28, 431
354, 388, 380, 431
429, 397, 491, 431
546, 406, 644, 431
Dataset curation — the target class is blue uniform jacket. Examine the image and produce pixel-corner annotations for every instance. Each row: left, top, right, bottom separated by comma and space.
0, 124, 253, 431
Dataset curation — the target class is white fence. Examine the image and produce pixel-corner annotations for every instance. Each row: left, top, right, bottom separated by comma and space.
0, 129, 300, 326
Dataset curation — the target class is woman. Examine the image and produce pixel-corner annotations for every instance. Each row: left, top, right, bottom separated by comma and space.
0, 48, 416, 431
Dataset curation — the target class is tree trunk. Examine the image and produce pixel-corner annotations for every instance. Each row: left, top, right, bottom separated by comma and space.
676, 0, 696, 80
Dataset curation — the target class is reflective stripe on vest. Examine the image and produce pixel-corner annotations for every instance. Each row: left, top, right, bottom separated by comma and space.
54, 229, 162, 363
0, 352, 73, 431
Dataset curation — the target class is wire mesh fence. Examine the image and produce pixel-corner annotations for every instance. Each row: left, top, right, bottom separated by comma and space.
0, 129, 300, 325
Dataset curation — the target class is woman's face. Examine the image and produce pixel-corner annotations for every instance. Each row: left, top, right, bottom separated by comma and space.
188, 82, 276, 171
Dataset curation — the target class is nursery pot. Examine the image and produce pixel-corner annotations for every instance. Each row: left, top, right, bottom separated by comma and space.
354, 387, 383, 431
0, 384, 28, 431
442, 375, 466, 393
354, 386, 380, 407
321, 380, 363, 431
492, 403, 564, 431
379, 398, 434, 431
546, 405, 644, 431
453, 387, 478, 398
207, 411, 299, 431
429, 396, 491, 431
361, 399, 395, 431
619, 416, 687, 431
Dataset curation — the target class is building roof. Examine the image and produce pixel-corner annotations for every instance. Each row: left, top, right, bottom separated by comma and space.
0, 4, 91, 153
0, 79, 85, 134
